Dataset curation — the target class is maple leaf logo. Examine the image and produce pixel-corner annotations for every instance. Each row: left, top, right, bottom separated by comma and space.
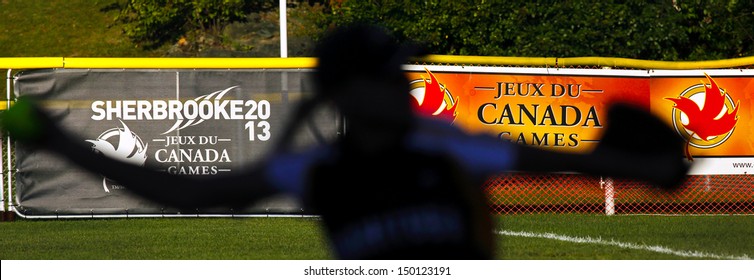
408, 68, 458, 123
665, 74, 739, 161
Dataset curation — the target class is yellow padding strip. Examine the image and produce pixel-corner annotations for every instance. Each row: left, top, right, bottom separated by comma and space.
0, 57, 64, 69
1, 56, 753, 70
0, 100, 11, 111
62, 57, 317, 69
559, 56, 754, 69
419, 55, 754, 69
420, 55, 558, 67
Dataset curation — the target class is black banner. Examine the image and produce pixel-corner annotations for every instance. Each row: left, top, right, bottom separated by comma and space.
13, 69, 338, 216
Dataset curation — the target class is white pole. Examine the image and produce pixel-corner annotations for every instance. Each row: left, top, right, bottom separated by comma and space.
279, 0, 289, 104
5, 69, 12, 214
602, 177, 615, 215
279, 0, 288, 58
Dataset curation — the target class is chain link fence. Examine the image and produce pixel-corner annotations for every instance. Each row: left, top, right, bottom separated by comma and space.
485, 174, 753, 215
3, 57, 754, 217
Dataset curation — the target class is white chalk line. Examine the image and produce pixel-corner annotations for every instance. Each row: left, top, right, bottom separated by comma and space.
497, 229, 751, 260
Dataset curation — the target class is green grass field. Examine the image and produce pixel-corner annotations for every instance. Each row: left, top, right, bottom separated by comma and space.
1, 214, 751, 260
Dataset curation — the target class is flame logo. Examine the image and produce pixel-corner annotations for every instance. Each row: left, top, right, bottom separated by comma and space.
666, 74, 740, 160
87, 120, 148, 192
409, 68, 458, 122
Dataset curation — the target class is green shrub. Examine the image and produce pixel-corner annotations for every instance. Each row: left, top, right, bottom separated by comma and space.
327, 0, 754, 60
117, 0, 268, 49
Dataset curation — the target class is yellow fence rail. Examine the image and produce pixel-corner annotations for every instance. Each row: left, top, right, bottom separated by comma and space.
2, 55, 754, 70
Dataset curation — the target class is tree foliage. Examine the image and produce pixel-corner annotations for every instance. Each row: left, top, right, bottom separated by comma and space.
115, 0, 327, 56
116, 0, 270, 49
327, 0, 754, 60
114, 0, 754, 60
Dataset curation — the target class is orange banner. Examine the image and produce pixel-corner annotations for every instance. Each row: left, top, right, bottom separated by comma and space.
406, 67, 649, 154
405, 66, 754, 168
